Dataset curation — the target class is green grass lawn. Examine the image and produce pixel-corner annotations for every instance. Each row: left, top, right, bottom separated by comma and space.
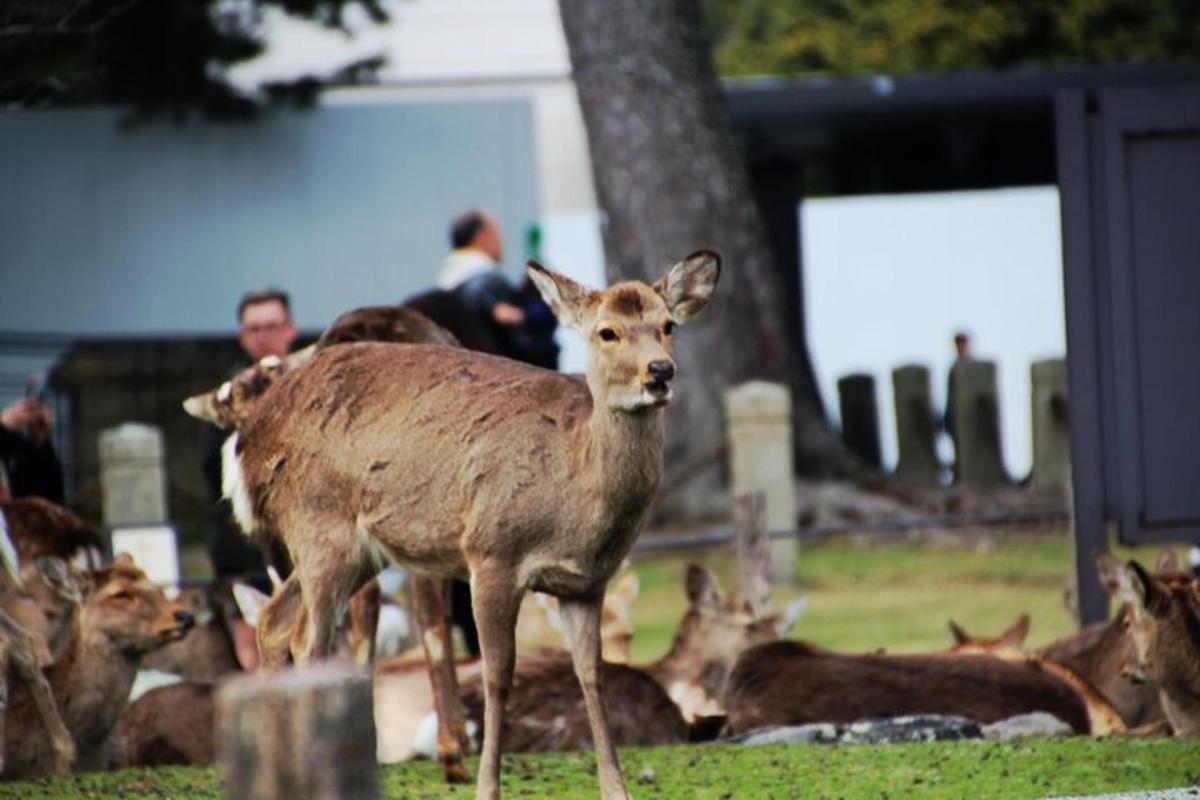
626, 531, 1168, 661
20, 530, 1183, 799
6, 737, 1197, 799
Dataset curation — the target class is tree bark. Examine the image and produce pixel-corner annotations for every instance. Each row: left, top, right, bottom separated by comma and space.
558, 0, 851, 518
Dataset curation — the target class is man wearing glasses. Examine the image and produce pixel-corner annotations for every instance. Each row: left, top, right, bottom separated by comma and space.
201, 288, 298, 668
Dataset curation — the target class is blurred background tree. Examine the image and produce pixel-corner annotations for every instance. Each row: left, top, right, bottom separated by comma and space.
706, 0, 1200, 76
0, 0, 385, 116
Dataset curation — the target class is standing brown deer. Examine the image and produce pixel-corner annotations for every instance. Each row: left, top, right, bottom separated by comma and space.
226, 252, 720, 799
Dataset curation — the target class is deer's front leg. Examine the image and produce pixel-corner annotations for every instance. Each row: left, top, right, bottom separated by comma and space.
558, 594, 631, 800
469, 565, 523, 800
412, 575, 471, 784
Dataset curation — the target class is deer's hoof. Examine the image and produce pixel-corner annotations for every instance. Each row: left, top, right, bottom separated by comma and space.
441, 755, 472, 784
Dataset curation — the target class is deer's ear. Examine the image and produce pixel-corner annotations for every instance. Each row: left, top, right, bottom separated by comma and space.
654, 250, 721, 324
527, 260, 596, 333
1001, 613, 1031, 647
1094, 550, 1134, 601
947, 620, 970, 645
1155, 549, 1182, 574
685, 564, 722, 609
1127, 560, 1169, 617
183, 389, 223, 426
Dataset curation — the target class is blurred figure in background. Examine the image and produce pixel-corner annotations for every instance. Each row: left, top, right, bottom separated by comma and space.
944, 330, 974, 480
0, 387, 64, 503
438, 209, 558, 370
201, 287, 298, 668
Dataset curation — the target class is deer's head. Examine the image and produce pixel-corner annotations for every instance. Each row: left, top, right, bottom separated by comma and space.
83, 554, 194, 657
1124, 560, 1200, 686
527, 251, 720, 412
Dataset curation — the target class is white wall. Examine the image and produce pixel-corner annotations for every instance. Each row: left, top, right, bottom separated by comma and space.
803, 186, 1067, 478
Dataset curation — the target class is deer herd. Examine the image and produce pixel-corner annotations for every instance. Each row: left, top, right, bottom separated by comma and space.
1, 254, 1198, 798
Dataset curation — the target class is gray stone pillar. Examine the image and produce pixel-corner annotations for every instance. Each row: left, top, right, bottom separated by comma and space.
891, 365, 941, 488
949, 360, 1011, 487
1030, 358, 1070, 493
837, 373, 882, 468
98, 423, 168, 526
217, 664, 378, 800
724, 382, 797, 582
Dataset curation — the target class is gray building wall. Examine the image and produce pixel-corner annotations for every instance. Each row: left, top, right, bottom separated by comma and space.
0, 99, 538, 337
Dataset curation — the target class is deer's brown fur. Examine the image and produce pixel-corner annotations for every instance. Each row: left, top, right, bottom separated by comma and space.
947, 615, 1126, 734
116, 682, 216, 767
1125, 560, 1200, 735
3, 556, 193, 777
724, 640, 1099, 735
226, 252, 720, 800
1, 498, 104, 565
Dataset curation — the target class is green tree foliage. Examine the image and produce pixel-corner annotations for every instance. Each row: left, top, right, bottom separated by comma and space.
0, 0, 386, 117
707, 0, 1200, 76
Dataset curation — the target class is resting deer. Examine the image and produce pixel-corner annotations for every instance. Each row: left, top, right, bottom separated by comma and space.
225, 251, 720, 799
1124, 560, 1200, 734
3, 555, 193, 778
946, 614, 1126, 734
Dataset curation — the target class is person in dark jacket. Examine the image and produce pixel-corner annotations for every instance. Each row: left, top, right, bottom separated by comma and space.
0, 395, 64, 503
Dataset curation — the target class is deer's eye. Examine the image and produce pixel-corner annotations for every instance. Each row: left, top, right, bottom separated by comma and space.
598, 328, 619, 342
663, 321, 675, 336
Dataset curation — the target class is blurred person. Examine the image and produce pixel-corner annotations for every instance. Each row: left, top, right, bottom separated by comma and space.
201, 287, 298, 668
0, 385, 64, 503
438, 210, 558, 369
944, 330, 974, 479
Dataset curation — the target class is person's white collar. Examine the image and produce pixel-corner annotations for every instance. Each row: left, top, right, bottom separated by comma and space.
437, 248, 499, 290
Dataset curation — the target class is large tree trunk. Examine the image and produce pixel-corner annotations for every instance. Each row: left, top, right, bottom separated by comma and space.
558, 0, 851, 518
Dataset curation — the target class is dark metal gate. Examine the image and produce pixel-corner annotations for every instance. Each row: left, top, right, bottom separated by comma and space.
1058, 83, 1200, 623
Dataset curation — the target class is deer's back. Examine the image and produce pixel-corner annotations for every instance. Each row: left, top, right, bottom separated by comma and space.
238, 343, 597, 571
723, 640, 1092, 734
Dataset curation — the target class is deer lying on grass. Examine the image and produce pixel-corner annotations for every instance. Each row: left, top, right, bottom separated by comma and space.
225, 252, 720, 799
3, 555, 193, 778
723, 638, 1113, 735
116, 681, 216, 767
946, 615, 1126, 734
455, 564, 791, 753
1124, 559, 1200, 735
946, 551, 1179, 730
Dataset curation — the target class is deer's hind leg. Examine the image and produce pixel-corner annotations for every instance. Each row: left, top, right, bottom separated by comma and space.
412, 575, 471, 784
288, 520, 380, 664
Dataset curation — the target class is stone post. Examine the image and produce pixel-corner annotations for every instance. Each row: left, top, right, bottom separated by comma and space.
949, 360, 1011, 487
724, 382, 797, 582
891, 365, 941, 488
98, 423, 168, 526
837, 373, 882, 468
217, 664, 378, 800
734, 492, 772, 619
1030, 358, 1070, 493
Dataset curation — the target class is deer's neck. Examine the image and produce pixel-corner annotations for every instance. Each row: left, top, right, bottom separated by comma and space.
582, 404, 664, 518
49, 611, 139, 752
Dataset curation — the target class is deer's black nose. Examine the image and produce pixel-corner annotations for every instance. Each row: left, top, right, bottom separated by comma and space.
648, 361, 675, 383
175, 610, 195, 630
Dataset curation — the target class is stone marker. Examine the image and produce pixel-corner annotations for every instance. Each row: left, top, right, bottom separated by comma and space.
734, 492, 772, 619
218, 663, 378, 800
837, 373, 882, 468
725, 382, 797, 581
1030, 358, 1070, 492
949, 360, 1010, 487
891, 366, 941, 488
99, 423, 168, 526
